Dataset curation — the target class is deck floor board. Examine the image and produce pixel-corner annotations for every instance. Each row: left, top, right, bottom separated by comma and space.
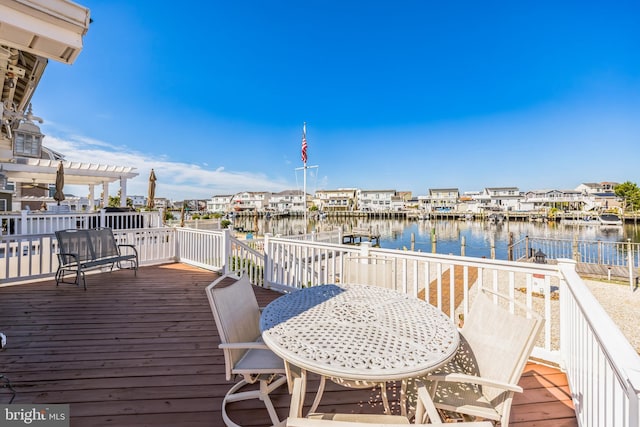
0, 263, 576, 426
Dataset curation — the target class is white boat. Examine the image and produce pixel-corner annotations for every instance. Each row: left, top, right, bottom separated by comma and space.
598, 214, 623, 226
562, 216, 598, 226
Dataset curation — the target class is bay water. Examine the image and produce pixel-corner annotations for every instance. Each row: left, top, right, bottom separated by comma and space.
233, 216, 640, 261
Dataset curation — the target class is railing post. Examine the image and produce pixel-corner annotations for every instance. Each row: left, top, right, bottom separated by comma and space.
556, 258, 577, 370
263, 233, 271, 288
100, 209, 106, 228
20, 210, 28, 235
359, 241, 371, 258
628, 239, 634, 290
222, 228, 231, 275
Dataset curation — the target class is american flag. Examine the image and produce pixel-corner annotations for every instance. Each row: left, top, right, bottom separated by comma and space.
301, 122, 308, 164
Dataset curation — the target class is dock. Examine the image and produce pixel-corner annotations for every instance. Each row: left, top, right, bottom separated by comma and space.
342, 227, 380, 245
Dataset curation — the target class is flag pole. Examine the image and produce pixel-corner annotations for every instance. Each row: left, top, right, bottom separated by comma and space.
303, 122, 307, 232
296, 122, 317, 234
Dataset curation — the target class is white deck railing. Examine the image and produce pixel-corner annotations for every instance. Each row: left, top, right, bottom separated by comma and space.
1, 227, 639, 426
0, 227, 175, 283
0, 210, 163, 236
558, 261, 640, 427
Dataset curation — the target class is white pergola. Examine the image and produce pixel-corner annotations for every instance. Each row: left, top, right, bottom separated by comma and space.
1, 158, 138, 209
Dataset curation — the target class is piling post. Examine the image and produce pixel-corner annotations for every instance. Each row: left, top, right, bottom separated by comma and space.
507, 232, 513, 261
461, 236, 466, 257
490, 236, 496, 259
411, 233, 415, 252
431, 227, 437, 253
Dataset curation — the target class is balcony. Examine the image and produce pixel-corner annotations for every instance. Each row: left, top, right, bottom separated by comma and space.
0, 225, 638, 426
0, 264, 576, 426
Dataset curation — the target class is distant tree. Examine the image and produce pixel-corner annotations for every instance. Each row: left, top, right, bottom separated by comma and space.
108, 195, 120, 207
614, 181, 640, 211
107, 196, 133, 208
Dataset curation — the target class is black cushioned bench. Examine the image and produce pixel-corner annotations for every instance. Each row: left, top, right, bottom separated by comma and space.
54, 228, 138, 290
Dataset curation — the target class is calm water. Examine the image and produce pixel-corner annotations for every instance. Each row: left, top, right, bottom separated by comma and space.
233, 216, 640, 260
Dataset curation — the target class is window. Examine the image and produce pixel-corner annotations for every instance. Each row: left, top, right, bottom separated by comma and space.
13, 133, 42, 157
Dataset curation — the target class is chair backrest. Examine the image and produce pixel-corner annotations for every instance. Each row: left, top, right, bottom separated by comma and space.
55, 229, 93, 263
90, 228, 120, 259
205, 274, 261, 380
460, 289, 544, 406
343, 256, 395, 289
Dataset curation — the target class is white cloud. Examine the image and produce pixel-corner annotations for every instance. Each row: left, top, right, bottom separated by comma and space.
43, 134, 293, 200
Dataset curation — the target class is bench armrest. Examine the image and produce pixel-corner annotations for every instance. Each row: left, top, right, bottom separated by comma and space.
58, 252, 80, 265
118, 244, 138, 256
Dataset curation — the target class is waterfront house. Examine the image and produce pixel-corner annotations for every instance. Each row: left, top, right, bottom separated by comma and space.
576, 181, 619, 195
268, 189, 307, 214
231, 191, 271, 212
482, 187, 521, 211
315, 188, 357, 212
523, 189, 588, 212
357, 189, 396, 212
207, 194, 233, 214
129, 195, 147, 209
425, 188, 460, 212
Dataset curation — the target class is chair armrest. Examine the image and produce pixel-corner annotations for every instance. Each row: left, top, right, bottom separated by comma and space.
219, 342, 270, 350
427, 372, 523, 393
118, 244, 138, 255
58, 252, 80, 265
415, 381, 443, 423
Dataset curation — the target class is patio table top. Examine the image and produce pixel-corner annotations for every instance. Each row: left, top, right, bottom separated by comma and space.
260, 283, 460, 382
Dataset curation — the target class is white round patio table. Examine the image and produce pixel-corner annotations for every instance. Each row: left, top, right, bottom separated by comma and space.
260, 283, 459, 385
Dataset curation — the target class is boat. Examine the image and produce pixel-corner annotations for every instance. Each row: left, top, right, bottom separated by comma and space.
562, 216, 598, 226
488, 213, 505, 224
598, 213, 623, 226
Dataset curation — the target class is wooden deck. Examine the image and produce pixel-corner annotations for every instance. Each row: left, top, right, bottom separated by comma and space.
0, 263, 577, 426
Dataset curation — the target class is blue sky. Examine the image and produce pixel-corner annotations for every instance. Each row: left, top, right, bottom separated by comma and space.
33, 1, 640, 201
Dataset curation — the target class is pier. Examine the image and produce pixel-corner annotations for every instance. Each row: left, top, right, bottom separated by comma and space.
342, 227, 380, 245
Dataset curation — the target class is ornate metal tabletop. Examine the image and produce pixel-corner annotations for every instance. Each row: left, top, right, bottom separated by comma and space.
260, 284, 459, 382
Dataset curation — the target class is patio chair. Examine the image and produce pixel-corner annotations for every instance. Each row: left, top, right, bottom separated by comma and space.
206, 273, 288, 427
286, 377, 493, 426
422, 288, 544, 426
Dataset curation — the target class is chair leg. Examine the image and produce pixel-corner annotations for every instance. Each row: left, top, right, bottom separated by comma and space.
379, 382, 391, 415
308, 375, 327, 414
222, 376, 287, 427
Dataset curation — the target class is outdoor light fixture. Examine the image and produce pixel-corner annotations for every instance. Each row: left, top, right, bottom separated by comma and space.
534, 249, 547, 264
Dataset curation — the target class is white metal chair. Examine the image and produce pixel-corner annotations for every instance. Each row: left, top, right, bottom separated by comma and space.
287, 377, 493, 426
422, 288, 544, 426
206, 273, 288, 427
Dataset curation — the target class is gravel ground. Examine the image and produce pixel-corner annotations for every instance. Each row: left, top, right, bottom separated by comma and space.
583, 278, 640, 353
